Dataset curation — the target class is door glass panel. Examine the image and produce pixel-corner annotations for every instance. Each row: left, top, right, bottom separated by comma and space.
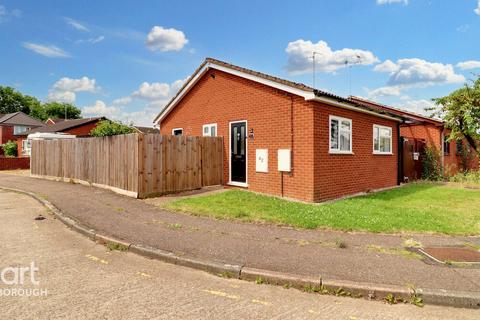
233, 127, 238, 154
240, 126, 245, 155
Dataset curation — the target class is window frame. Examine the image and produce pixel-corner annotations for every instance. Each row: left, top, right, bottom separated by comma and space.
22, 139, 31, 156
202, 123, 217, 137
171, 128, 183, 136
14, 125, 30, 135
372, 124, 393, 155
329, 115, 353, 154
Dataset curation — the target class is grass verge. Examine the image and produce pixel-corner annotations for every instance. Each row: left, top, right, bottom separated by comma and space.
162, 183, 480, 235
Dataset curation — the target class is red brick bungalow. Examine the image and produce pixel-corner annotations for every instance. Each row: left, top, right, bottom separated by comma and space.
154, 58, 405, 202
16, 117, 105, 156
0, 112, 45, 157
350, 96, 479, 177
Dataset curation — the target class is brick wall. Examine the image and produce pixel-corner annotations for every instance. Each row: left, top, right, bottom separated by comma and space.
313, 104, 399, 201
160, 69, 315, 201
0, 157, 30, 170
400, 124, 441, 146
64, 121, 100, 136
159, 69, 399, 202
0, 125, 15, 144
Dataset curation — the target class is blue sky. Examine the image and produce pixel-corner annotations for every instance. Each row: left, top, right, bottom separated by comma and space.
0, 0, 479, 125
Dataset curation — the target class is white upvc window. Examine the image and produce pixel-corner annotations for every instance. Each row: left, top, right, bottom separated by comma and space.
172, 128, 183, 136
14, 125, 30, 135
373, 124, 393, 154
22, 139, 31, 156
202, 123, 217, 137
329, 115, 352, 154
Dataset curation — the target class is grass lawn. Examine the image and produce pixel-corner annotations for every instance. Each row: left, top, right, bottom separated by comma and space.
162, 183, 480, 235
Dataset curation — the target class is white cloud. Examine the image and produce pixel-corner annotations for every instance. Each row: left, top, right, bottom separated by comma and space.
46, 91, 76, 104
47, 76, 99, 103
64, 17, 89, 32
457, 60, 480, 70
81, 100, 158, 126
75, 35, 105, 45
0, 4, 21, 22
368, 86, 402, 98
370, 58, 465, 97
285, 39, 379, 74
475, 1, 480, 15
52, 76, 98, 92
400, 98, 436, 116
373, 59, 399, 73
133, 82, 170, 100
113, 96, 132, 106
100, 78, 187, 126
145, 26, 188, 52
456, 24, 470, 32
381, 58, 465, 86
22, 42, 70, 58
376, 0, 408, 4
83, 100, 118, 117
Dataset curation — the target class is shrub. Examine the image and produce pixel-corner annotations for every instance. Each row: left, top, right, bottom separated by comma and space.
90, 120, 135, 137
1, 140, 17, 157
421, 145, 442, 181
449, 171, 480, 184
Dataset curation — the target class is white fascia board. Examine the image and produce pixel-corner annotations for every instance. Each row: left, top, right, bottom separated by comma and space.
306, 96, 402, 122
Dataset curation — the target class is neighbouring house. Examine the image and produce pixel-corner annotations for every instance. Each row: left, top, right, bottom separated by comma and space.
350, 96, 479, 177
0, 112, 45, 157
45, 118, 66, 126
17, 117, 105, 156
154, 58, 405, 202
133, 126, 160, 134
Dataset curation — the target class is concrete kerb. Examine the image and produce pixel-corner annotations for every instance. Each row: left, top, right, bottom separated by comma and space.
2, 186, 479, 309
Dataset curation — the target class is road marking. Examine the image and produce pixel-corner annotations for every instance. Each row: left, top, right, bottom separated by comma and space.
85, 254, 109, 265
136, 272, 152, 278
251, 299, 271, 306
202, 289, 239, 300
308, 310, 320, 315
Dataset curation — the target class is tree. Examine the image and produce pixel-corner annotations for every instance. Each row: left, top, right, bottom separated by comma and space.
43, 102, 81, 120
431, 77, 480, 153
0, 86, 41, 115
90, 120, 135, 137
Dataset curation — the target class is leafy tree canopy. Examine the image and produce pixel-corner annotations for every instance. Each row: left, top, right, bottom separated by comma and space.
90, 120, 135, 137
0, 86, 82, 121
43, 102, 81, 120
0, 86, 41, 115
431, 77, 480, 153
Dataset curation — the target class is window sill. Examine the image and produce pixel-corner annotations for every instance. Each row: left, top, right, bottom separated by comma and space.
329, 151, 354, 155
373, 152, 393, 155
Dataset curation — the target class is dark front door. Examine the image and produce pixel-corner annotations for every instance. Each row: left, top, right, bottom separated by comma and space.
230, 121, 247, 183
402, 137, 425, 182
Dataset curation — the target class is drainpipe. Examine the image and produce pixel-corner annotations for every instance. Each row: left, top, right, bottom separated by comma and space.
440, 127, 445, 174
397, 121, 402, 185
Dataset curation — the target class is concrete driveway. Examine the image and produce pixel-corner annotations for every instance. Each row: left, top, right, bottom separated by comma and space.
0, 190, 478, 319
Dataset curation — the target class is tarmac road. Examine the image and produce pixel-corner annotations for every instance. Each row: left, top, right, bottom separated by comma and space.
0, 189, 478, 320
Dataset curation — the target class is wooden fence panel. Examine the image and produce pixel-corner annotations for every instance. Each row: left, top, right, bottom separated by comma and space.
31, 134, 223, 198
